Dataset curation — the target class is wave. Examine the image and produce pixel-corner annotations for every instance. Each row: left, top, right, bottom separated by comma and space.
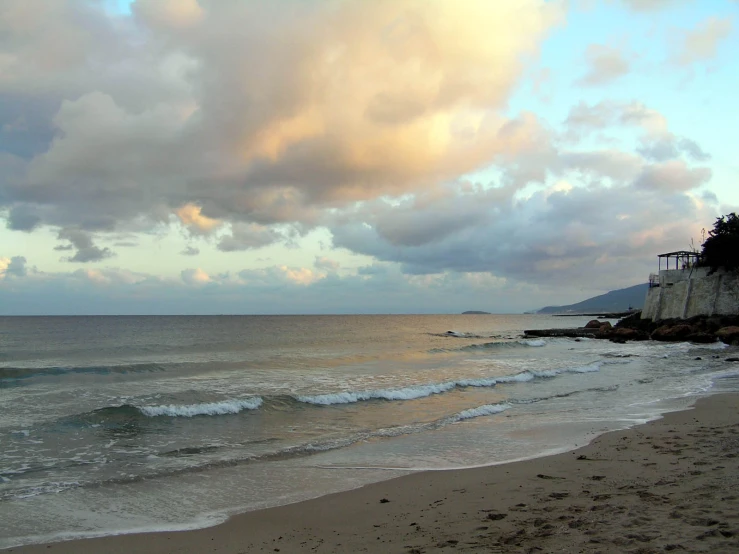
295, 383, 457, 405
435, 331, 494, 339
138, 398, 263, 417
0, 363, 167, 385
295, 362, 603, 406
1, 399, 516, 501
59, 397, 264, 428
430, 338, 548, 354
453, 403, 511, 421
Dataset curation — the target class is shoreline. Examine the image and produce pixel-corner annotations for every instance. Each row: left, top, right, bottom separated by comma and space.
4, 392, 739, 553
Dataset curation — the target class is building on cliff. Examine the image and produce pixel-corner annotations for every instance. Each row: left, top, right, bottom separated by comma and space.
641, 251, 739, 321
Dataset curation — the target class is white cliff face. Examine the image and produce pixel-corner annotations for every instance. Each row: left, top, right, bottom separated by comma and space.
642, 267, 739, 321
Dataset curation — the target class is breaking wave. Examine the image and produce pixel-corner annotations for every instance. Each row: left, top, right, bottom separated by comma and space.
453, 403, 511, 421
295, 362, 602, 406
138, 398, 263, 417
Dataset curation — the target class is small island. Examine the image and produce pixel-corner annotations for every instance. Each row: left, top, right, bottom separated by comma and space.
462, 310, 491, 314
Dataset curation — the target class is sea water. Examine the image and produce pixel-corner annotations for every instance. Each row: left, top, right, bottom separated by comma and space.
1, 314, 737, 548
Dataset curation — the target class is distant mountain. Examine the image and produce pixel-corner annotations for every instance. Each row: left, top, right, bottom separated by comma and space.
462, 310, 491, 314
537, 283, 649, 315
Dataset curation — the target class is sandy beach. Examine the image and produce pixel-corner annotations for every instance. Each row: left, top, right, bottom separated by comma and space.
5, 393, 739, 554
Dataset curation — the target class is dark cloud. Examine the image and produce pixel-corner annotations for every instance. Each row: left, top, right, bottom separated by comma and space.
0, 94, 59, 159
216, 224, 284, 252
57, 228, 115, 263
633, 161, 712, 192
330, 181, 715, 288
6, 204, 42, 231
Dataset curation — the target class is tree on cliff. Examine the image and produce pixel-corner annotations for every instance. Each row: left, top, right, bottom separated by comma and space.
700, 212, 739, 273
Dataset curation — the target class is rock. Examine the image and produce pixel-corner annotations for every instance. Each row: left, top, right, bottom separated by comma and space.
726, 358, 739, 362
651, 324, 696, 342
716, 326, 739, 345
599, 322, 613, 331
686, 332, 717, 344
611, 327, 648, 341
585, 320, 603, 329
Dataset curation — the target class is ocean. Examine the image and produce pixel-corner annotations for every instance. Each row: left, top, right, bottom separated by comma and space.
1, 314, 738, 548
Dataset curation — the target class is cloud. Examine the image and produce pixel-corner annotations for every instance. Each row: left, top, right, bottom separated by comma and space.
314, 256, 340, 272
176, 204, 222, 235
564, 101, 710, 164
673, 17, 733, 66
329, 176, 716, 289
565, 101, 668, 136
617, 0, 689, 11
216, 223, 284, 252
0, 259, 581, 315
0, 0, 727, 310
75, 267, 151, 286
6, 255, 27, 277
0, 256, 27, 278
633, 160, 712, 192
577, 45, 630, 86
181, 245, 200, 256
133, 0, 204, 29
57, 228, 114, 263
637, 136, 711, 162
5, 204, 41, 231
181, 267, 210, 286
0, 0, 564, 236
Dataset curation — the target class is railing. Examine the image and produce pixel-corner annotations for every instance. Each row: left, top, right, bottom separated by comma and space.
649, 273, 660, 288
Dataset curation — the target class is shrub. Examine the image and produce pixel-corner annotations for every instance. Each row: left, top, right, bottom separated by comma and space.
700, 212, 739, 273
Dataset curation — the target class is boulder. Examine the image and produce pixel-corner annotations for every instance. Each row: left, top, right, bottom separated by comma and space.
585, 320, 603, 329
612, 327, 648, 341
599, 321, 613, 331
651, 324, 696, 342
716, 326, 739, 345
686, 332, 718, 344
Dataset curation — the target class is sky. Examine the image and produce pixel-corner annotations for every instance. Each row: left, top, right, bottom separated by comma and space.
1, 0, 738, 315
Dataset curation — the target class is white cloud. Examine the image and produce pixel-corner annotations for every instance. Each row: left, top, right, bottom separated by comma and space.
577, 45, 630, 86
181, 267, 211, 285
176, 204, 222, 235
673, 17, 733, 66
617, 0, 689, 11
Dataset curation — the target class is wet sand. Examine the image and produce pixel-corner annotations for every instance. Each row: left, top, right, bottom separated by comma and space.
5, 393, 739, 553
